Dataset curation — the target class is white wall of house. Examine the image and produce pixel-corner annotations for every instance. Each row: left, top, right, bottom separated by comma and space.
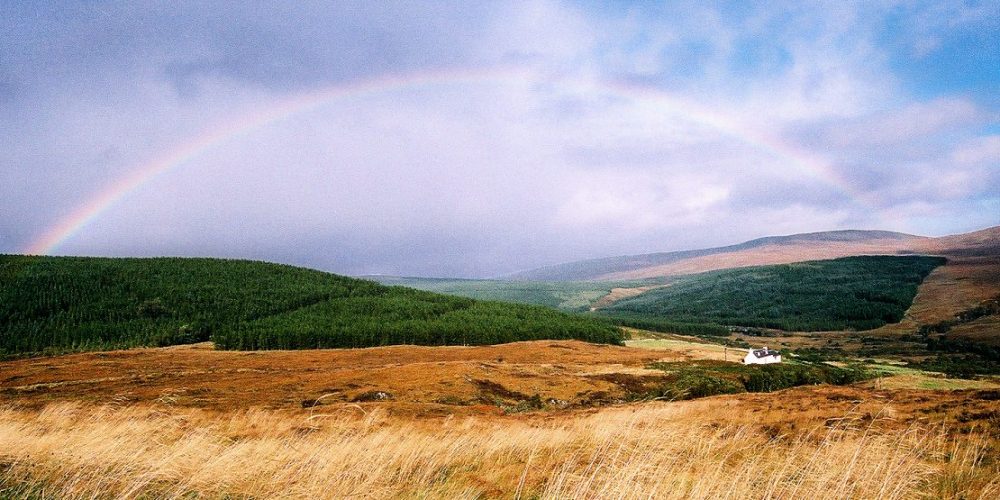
743, 348, 781, 364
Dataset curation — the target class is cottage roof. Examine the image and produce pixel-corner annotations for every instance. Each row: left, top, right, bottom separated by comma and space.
751, 348, 780, 358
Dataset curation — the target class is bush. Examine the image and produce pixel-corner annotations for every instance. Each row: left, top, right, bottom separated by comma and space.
649, 361, 874, 400
659, 370, 745, 399
137, 298, 171, 319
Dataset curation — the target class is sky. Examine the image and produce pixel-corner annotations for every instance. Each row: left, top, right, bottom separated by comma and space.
1, 1, 998, 278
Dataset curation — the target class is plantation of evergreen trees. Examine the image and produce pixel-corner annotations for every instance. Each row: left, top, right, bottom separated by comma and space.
375, 276, 671, 312
603, 255, 946, 332
0, 255, 623, 357
595, 314, 730, 336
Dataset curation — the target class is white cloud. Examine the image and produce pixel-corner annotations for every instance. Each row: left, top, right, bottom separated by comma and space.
904, 1, 1000, 57
816, 97, 985, 147
950, 135, 1000, 165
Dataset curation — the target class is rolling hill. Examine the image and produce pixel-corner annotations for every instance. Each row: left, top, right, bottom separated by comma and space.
0, 255, 623, 357
376, 255, 950, 335
599, 255, 946, 331
387, 226, 999, 341
508, 226, 998, 281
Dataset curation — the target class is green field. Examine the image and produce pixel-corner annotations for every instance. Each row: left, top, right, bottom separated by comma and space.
371, 276, 669, 312
601, 256, 946, 332
0, 256, 623, 357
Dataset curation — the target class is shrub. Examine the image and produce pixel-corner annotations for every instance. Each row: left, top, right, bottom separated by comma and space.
649, 361, 874, 400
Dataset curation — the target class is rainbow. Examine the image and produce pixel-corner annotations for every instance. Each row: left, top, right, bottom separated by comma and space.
24, 66, 874, 255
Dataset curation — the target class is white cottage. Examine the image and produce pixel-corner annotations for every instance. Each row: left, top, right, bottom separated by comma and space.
743, 346, 781, 365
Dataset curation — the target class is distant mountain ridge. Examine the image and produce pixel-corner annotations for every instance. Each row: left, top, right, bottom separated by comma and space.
507, 226, 998, 281
734, 229, 921, 244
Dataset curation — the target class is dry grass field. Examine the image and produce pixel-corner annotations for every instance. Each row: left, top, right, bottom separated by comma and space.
0, 340, 680, 414
2, 339, 999, 498
903, 256, 1000, 326
1, 386, 997, 498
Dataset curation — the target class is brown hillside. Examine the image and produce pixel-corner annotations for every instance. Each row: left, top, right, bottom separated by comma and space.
915, 225, 1000, 256
587, 226, 1000, 329
597, 226, 999, 281
596, 238, 931, 280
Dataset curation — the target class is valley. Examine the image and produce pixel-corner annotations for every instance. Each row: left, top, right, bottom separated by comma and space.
2, 225, 999, 498
6, 4, 998, 497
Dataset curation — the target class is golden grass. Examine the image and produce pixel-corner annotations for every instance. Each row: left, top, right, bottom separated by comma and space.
624, 338, 734, 362
1, 399, 996, 499
0, 340, 673, 412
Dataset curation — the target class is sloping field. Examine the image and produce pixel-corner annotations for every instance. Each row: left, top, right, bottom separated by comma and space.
921, 226, 1000, 256
512, 226, 998, 282
511, 229, 930, 281
598, 237, 933, 280
372, 229, 1000, 339
596, 226, 998, 281
905, 256, 1000, 325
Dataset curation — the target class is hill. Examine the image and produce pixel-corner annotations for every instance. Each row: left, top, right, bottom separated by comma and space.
508, 227, 999, 281
600, 255, 946, 331
918, 225, 1000, 257
0, 255, 622, 357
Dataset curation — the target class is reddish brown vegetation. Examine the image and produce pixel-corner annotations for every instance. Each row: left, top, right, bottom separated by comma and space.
0, 340, 679, 414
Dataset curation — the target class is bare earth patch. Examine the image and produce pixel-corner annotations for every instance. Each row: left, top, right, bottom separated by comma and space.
590, 285, 666, 310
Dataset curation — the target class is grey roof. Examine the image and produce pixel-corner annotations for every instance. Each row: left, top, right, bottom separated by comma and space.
752, 349, 780, 358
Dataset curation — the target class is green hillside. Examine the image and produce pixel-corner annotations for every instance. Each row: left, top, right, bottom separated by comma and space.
601, 255, 946, 332
371, 276, 670, 312
0, 255, 623, 357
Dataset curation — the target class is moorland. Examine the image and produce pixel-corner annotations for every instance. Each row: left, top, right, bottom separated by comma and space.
1, 225, 998, 498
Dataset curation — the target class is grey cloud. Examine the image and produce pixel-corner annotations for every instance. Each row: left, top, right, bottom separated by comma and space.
1, 2, 997, 277
2, 2, 502, 95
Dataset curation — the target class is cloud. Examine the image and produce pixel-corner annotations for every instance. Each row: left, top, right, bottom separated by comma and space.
1, 1, 997, 276
808, 98, 987, 148
898, 0, 999, 57
950, 135, 1000, 165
